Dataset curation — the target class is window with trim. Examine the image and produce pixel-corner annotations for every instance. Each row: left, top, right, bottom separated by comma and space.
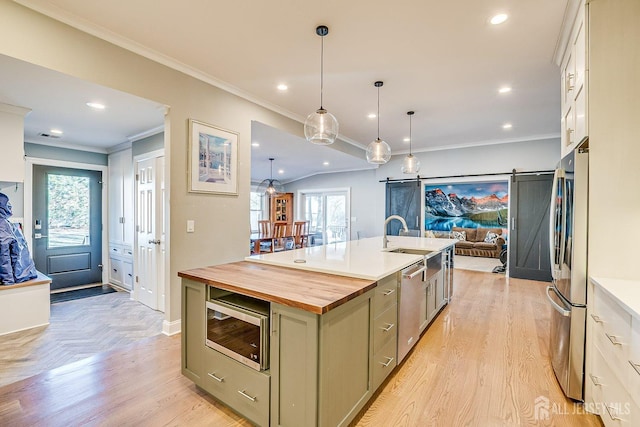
250, 191, 266, 232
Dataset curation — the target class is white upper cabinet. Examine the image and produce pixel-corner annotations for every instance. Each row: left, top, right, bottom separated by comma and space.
559, 2, 588, 158
0, 104, 31, 183
108, 148, 134, 246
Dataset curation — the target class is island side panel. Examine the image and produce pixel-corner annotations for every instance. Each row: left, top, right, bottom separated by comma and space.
182, 278, 205, 385
271, 303, 319, 427
318, 290, 375, 427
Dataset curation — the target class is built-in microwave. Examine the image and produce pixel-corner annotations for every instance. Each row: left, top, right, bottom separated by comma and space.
205, 293, 270, 371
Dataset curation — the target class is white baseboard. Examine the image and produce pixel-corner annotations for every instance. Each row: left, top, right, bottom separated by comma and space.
162, 319, 181, 336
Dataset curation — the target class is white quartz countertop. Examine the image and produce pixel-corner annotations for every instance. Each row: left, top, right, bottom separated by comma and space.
590, 276, 640, 320
245, 236, 457, 280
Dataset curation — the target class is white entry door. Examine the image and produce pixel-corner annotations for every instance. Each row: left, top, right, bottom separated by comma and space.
135, 156, 165, 311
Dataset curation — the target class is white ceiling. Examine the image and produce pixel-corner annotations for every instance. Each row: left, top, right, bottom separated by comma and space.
7, 0, 568, 182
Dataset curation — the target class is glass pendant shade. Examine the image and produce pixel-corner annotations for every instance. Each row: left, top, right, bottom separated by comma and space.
402, 110, 420, 174
366, 138, 392, 164
304, 108, 339, 145
305, 25, 338, 145
401, 154, 421, 174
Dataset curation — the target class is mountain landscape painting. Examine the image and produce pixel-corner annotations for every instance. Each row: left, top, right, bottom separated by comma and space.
425, 181, 509, 232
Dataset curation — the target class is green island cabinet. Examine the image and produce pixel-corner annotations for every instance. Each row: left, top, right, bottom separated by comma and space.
181, 272, 399, 427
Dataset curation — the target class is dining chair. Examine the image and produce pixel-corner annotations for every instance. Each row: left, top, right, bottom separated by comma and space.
292, 221, 310, 248
272, 221, 289, 252
258, 220, 271, 235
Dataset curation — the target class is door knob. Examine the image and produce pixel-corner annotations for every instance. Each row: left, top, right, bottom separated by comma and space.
148, 239, 161, 245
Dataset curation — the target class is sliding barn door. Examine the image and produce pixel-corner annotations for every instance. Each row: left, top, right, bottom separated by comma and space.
509, 174, 553, 281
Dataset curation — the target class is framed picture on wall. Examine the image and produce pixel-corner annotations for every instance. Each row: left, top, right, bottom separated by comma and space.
188, 119, 238, 195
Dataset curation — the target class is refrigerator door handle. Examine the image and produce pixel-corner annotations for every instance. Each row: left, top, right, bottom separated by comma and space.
549, 169, 560, 280
546, 286, 571, 317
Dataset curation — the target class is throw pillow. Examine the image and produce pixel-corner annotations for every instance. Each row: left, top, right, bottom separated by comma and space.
451, 230, 466, 241
484, 231, 499, 244
425, 230, 436, 238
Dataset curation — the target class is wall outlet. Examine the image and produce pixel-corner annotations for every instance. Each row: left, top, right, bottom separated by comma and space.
186, 220, 195, 233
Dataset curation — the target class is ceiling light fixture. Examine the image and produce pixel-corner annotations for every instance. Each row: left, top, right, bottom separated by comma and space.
50, 129, 63, 135
86, 102, 106, 110
251, 142, 260, 147
323, 161, 330, 166
402, 111, 420, 174
368, 113, 377, 119
257, 158, 284, 195
366, 81, 391, 164
498, 86, 512, 94
277, 84, 288, 91
304, 25, 338, 145
490, 13, 508, 25
503, 123, 513, 129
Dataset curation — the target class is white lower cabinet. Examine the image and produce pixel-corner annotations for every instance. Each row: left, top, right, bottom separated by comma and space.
108, 243, 133, 290
587, 279, 640, 426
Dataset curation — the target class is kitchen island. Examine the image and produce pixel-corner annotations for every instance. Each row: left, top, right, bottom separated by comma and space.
179, 236, 456, 426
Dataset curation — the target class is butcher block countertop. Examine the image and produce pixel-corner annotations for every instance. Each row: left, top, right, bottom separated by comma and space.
178, 261, 376, 314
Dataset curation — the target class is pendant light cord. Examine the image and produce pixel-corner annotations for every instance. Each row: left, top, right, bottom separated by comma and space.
320, 35, 324, 110
377, 85, 380, 140
409, 113, 412, 155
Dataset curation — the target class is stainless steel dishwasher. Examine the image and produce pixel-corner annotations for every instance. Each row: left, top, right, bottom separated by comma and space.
397, 259, 427, 362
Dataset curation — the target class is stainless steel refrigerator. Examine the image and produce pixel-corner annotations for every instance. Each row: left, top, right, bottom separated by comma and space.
546, 146, 588, 401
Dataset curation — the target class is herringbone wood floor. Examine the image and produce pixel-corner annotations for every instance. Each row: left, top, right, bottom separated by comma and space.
0, 271, 603, 426
0, 290, 163, 387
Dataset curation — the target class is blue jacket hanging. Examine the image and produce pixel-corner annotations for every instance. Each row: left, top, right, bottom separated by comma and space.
0, 192, 37, 284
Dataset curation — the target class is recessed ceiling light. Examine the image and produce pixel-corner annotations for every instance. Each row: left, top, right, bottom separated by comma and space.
490, 14, 508, 25
50, 129, 63, 135
277, 84, 288, 91
278, 169, 284, 174
251, 142, 260, 147
86, 102, 106, 110
403, 137, 410, 142
323, 161, 329, 166
368, 113, 377, 119
498, 87, 512, 94
503, 123, 513, 129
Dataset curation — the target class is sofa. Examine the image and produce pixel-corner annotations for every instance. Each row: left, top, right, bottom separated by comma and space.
449, 227, 505, 258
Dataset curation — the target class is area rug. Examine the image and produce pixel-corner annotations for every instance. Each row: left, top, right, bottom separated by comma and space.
454, 255, 503, 273
50, 285, 117, 304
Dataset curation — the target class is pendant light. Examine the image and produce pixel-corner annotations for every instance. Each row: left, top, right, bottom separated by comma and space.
366, 81, 391, 164
402, 111, 421, 174
304, 25, 339, 145
257, 158, 284, 196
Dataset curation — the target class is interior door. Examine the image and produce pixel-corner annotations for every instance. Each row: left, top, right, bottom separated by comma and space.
509, 174, 553, 281
135, 156, 164, 311
385, 180, 421, 236
32, 165, 103, 290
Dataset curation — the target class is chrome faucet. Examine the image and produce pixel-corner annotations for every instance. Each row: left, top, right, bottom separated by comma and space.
383, 215, 409, 248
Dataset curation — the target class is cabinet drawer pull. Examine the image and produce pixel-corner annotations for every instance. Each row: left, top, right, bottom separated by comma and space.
238, 389, 257, 402
590, 314, 603, 323
207, 372, 224, 382
381, 323, 395, 332
588, 373, 601, 386
605, 333, 622, 346
379, 356, 394, 368
630, 360, 640, 376
604, 404, 621, 421
382, 289, 395, 296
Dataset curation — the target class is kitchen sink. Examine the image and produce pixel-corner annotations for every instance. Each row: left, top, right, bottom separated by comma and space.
386, 248, 433, 255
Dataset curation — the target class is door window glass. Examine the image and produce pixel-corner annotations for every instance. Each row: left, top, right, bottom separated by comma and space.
48, 174, 91, 248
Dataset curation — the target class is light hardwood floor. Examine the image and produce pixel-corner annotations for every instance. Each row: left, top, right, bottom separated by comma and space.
0, 270, 602, 426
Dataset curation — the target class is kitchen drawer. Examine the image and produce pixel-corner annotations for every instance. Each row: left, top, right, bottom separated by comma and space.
594, 323, 629, 386
109, 257, 123, 286
628, 317, 640, 408
374, 274, 398, 316
109, 245, 123, 256
373, 303, 397, 354
592, 287, 632, 346
372, 335, 397, 391
122, 260, 133, 290
203, 347, 270, 427
122, 244, 133, 258
591, 345, 638, 427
